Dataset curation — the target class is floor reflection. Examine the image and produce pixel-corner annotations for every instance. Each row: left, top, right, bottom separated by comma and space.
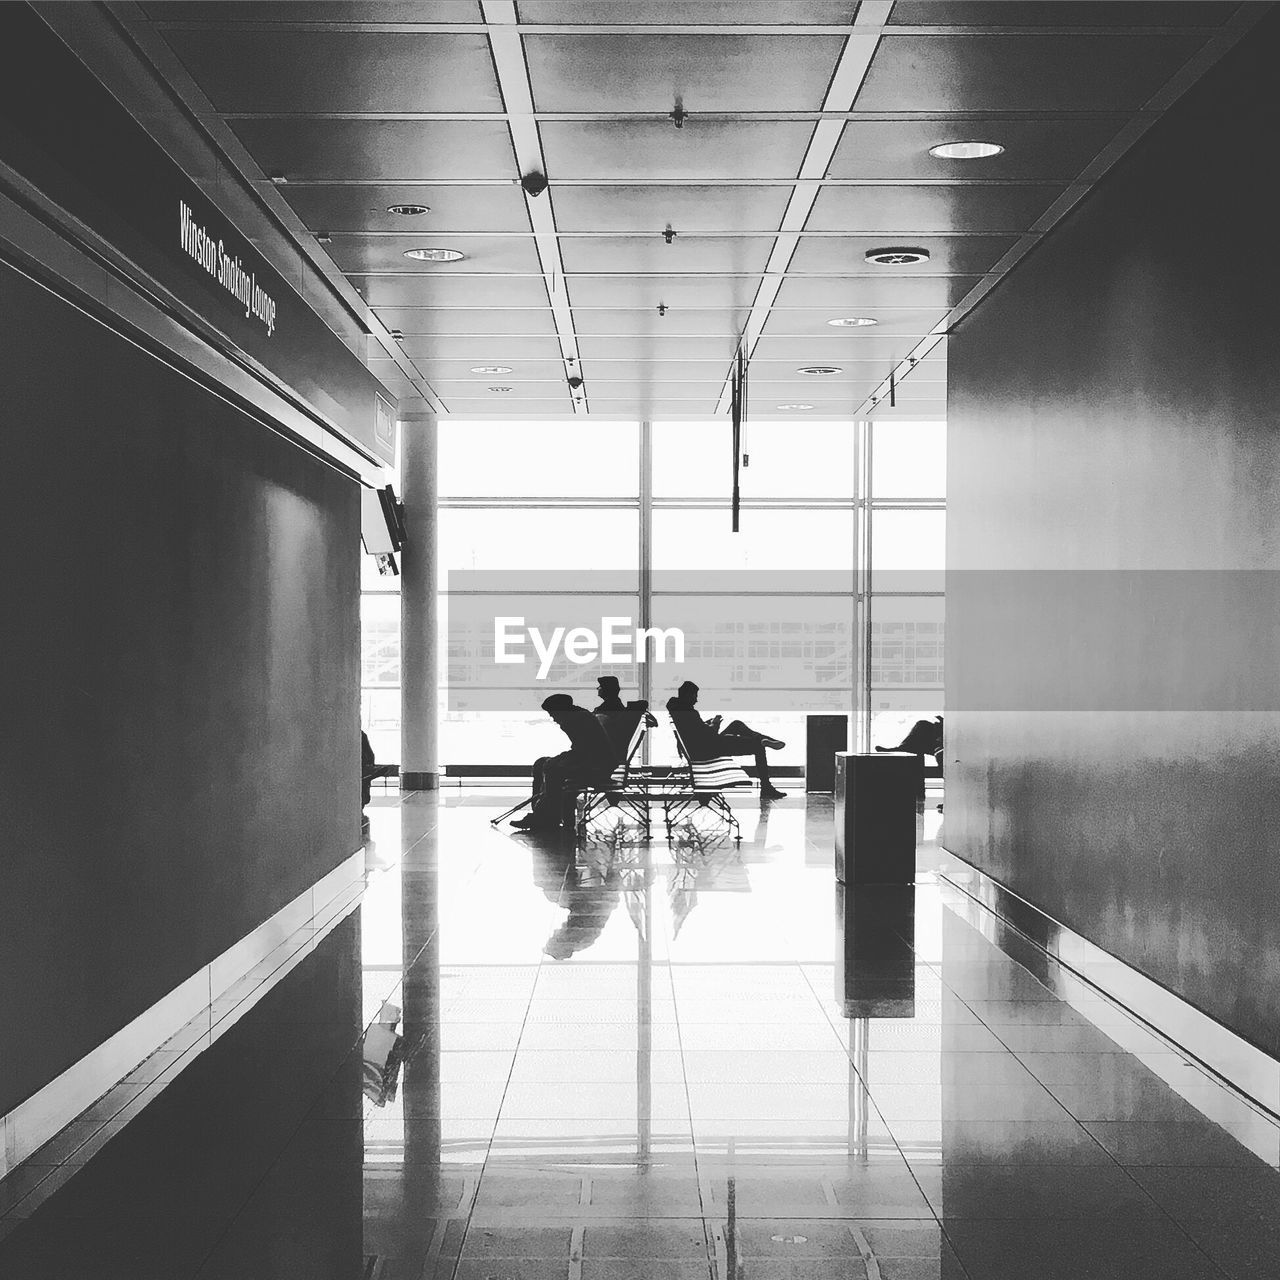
1, 792, 1278, 1279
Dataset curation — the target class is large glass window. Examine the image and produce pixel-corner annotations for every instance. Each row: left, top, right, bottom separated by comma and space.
384, 408, 947, 769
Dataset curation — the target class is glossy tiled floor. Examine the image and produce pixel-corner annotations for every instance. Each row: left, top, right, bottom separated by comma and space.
2, 791, 1279, 1278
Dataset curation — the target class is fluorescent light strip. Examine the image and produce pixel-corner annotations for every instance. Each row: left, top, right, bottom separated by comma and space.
715, 1, 893, 417
482, 0, 584, 415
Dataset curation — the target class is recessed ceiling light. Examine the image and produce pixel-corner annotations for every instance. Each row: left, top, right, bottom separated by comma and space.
488, 385, 513, 393
865, 246, 930, 265
403, 247, 465, 262
776, 403, 814, 411
798, 365, 842, 376
929, 140, 1004, 160
387, 203, 431, 216
470, 365, 513, 374
828, 317, 878, 327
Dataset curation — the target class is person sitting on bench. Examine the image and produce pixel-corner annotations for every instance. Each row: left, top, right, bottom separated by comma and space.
665, 680, 787, 801
875, 716, 943, 766
593, 675, 658, 757
512, 693, 620, 831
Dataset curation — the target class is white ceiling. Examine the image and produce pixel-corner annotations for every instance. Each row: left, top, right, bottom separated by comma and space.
125, 0, 1255, 420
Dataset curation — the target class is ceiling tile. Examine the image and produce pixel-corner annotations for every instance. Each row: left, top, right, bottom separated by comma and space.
787, 235, 1018, 275
560, 235, 772, 275
887, 2, 1230, 27
806, 184, 1066, 234
372, 307, 559, 335
397, 335, 565, 361
855, 34, 1208, 112
578, 335, 741, 362
772, 275, 983, 308
145, 3, 482, 20
526, 34, 846, 112
553, 185, 792, 234
568, 275, 762, 309
751, 335, 931, 364
437, 382, 571, 396
349, 276, 551, 307
541, 121, 814, 180
160, 31, 501, 112
517, 2, 859, 23
423, 359, 567, 383
574, 308, 748, 336
828, 116, 1131, 181
328, 234, 542, 274
580, 359, 730, 383
230, 119, 517, 181
280, 185, 532, 234
761, 308, 946, 336
586, 398, 723, 418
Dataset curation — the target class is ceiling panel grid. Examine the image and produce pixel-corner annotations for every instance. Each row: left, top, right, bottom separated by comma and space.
128, 0, 1262, 419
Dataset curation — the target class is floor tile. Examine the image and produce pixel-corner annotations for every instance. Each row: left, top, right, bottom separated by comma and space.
913, 1162, 1161, 1219
943, 1218, 1224, 1280
1082, 1119, 1273, 1167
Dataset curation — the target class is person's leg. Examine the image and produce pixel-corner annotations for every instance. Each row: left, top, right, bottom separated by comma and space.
516, 753, 573, 827
723, 719, 785, 750
717, 732, 784, 798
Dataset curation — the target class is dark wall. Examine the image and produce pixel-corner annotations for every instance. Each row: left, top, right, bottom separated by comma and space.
0, 260, 360, 1116
946, 15, 1280, 1057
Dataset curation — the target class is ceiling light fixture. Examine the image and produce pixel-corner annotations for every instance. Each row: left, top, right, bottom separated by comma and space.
929, 140, 1004, 160
865, 246, 930, 265
387, 202, 431, 216
403, 247, 465, 262
828, 316, 878, 327
798, 365, 842, 376
470, 365, 513, 374
777, 403, 814, 411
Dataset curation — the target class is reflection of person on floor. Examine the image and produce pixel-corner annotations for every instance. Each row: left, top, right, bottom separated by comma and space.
512, 694, 619, 831
876, 716, 943, 764
665, 680, 787, 800
543, 861, 621, 960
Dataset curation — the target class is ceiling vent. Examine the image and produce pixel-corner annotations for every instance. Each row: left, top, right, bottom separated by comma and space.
865, 246, 930, 265
403, 247, 465, 262
387, 203, 431, 216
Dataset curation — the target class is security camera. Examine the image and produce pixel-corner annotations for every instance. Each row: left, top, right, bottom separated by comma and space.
567, 375, 584, 389
521, 171, 548, 198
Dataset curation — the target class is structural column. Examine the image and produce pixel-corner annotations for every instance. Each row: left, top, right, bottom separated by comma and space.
400, 414, 437, 790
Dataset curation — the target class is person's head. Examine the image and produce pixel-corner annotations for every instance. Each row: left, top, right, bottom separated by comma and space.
597, 675, 620, 697
541, 693, 575, 722
676, 680, 699, 705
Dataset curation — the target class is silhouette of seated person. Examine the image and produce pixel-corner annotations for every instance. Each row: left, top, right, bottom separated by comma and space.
665, 680, 787, 800
592, 675, 657, 759
876, 716, 943, 767
512, 693, 620, 831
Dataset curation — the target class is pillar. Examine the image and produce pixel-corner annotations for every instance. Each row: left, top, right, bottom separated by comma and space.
400, 415, 437, 790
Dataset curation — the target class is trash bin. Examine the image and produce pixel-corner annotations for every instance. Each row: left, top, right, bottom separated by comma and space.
805, 714, 848, 792
833, 752, 921, 884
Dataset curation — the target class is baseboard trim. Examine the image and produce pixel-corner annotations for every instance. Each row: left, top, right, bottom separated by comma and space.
939, 854, 1280, 1121
0, 847, 366, 1179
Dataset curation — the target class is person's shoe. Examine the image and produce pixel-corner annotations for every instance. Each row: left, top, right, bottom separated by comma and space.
760, 784, 787, 800
760, 735, 786, 750
511, 813, 550, 829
